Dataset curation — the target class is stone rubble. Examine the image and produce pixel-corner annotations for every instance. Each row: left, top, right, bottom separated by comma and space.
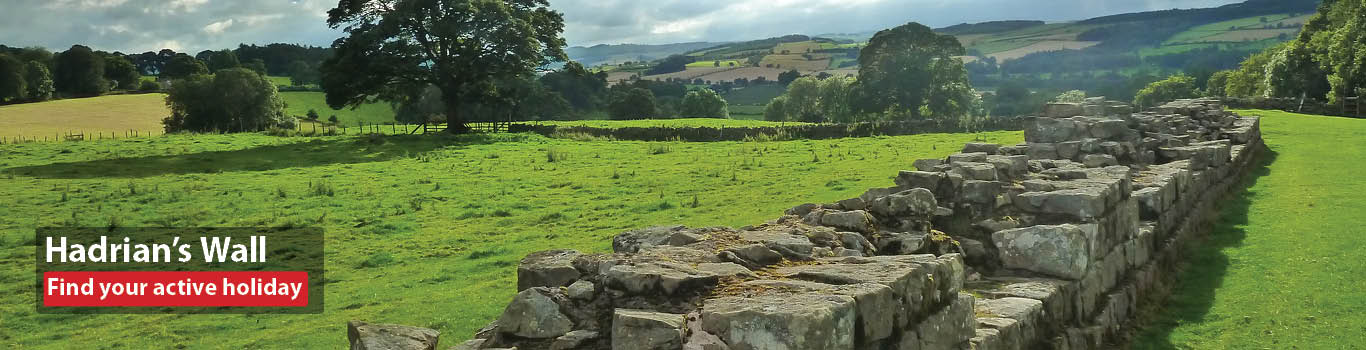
349, 98, 1264, 350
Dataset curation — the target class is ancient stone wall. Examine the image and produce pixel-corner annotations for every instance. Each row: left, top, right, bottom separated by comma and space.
347, 98, 1265, 350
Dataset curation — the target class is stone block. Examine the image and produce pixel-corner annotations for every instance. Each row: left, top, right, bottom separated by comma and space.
613, 309, 685, 350
992, 225, 1090, 280
518, 249, 582, 291
347, 321, 440, 350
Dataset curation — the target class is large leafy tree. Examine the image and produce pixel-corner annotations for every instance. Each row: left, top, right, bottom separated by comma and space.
0, 54, 26, 103
851, 22, 974, 121
321, 0, 568, 133
680, 88, 729, 118
608, 88, 656, 120
1134, 74, 1197, 108
163, 68, 288, 132
54, 45, 108, 97
163, 54, 208, 79
24, 60, 54, 101
103, 54, 142, 90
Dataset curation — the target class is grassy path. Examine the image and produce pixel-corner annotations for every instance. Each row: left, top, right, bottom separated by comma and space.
1133, 110, 1366, 349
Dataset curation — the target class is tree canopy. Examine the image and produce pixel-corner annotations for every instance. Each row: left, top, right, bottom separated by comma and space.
54, 45, 108, 97
851, 22, 975, 122
163, 68, 289, 133
321, 0, 568, 133
1134, 74, 1197, 108
680, 88, 729, 118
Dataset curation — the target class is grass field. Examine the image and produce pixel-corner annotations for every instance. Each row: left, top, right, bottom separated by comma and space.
524, 118, 799, 129
1165, 13, 1307, 45
0, 94, 169, 140
0, 128, 1022, 348
280, 92, 397, 125
1132, 110, 1366, 349
722, 84, 787, 105
686, 60, 744, 68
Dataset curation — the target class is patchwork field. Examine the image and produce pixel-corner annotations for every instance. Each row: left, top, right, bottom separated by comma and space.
986, 40, 1100, 62
1166, 14, 1309, 44
0, 128, 1023, 348
0, 94, 169, 140
1132, 110, 1366, 348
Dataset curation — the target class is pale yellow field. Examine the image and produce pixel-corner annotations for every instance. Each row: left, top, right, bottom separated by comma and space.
0, 94, 169, 140
759, 54, 832, 72
640, 67, 737, 82
773, 41, 825, 54
990, 40, 1100, 61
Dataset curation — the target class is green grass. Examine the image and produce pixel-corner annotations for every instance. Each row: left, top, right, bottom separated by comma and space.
266, 76, 293, 87
1166, 14, 1296, 44
1132, 110, 1366, 349
0, 129, 1022, 349
524, 118, 803, 129
723, 84, 787, 106
280, 92, 397, 125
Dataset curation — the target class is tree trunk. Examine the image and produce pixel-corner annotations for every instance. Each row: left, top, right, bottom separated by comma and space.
443, 93, 471, 134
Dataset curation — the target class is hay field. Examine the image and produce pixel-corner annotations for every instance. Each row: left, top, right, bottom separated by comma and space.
989, 40, 1101, 61
0, 94, 169, 140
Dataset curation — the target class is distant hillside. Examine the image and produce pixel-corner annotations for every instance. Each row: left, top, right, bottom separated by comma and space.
937, 21, 1046, 35
567, 42, 723, 67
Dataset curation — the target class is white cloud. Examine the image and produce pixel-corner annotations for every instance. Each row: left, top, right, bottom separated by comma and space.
203, 19, 234, 34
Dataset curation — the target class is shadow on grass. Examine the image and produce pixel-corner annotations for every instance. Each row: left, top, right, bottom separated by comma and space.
4, 133, 518, 179
1130, 146, 1280, 349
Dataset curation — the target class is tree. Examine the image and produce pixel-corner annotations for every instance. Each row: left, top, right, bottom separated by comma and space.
540, 61, 608, 111
288, 60, 319, 86
206, 50, 240, 73
764, 96, 789, 122
609, 88, 657, 120
54, 45, 108, 97
851, 22, 974, 122
778, 69, 801, 85
0, 54, 26, 102
1205, 70, 1232, 97
1134, 74, 1197, 108
394, 85, 446, 124
322, 0, 567, 133
680, 88, 729, 118
243, 59, 269, 76
24, 60, 54, 101
103, 55, 141, 90
1053, 90, 1087, 103
162, 68, 288, 132
163, 55, 208, 79
646, 55, 694, 75
819, 76, 855, 123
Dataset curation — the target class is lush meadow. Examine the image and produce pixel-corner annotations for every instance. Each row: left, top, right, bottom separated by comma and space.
1132, 110, 1366, 348
0, 128, 1021, 348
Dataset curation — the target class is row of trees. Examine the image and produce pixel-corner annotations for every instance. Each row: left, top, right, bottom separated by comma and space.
762, 23, 978, 124
1205, 0, 1365, 104
0, 45, 157, 103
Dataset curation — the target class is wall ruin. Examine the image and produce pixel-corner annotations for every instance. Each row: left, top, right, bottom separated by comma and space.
346, 98, 1265, 350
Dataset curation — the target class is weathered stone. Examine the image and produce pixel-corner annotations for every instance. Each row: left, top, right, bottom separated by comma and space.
613, 309, 686, 350
1021, 179, 1056, 192
875, 232, 930, 255
449, 339, 486, 350
700, 286, 857, 350
1042, 104, 1085, 119
976, 297, 1044, 344
741, 231, 816, 260
346, 321, 440, 350
915, 293, 976, 350
786, 203, 820, 217
963, 143, 1003, 154
993, 224, 1089, 279
567, 280, 596, 301
698, 263, 757, 279
1015, 188, 1109, 221
961, 180, 1002, 204
1026, 143, 1059, 160
913, 159, 944, 172
550, 330, 600, 350
867, 188, 938, 218
839, 232, 874, 255
517, 249, 582, 291
837, 197, 866, 211
987, 155, 1029, 180
615, 226, 701, 253
497, 288, 574, 339
605, 261, 721, 296
952, 162, 999, 181
1057, 141, 1081, 160
820, 210, 875, 233
958, 238, 989, 263
1082, 154, 1118, 168
949, 152, 989, 163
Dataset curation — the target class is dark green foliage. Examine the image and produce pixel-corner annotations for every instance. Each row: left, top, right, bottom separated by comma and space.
23, 60, 53, 101
680, 88, 729, 118
206, 50, 240, 73
162, 68, 288, 132
539, 61, 608, 111
288, 60, 319, 87
321, 0, 567, 133
162, 54, 208, 79
1134, 74, 1198, 107
852, 22, 975, 121
102, 55, 141, 90
609, 88, 657, 120
0, 54, 26, 103
777, 69, 801, 85
645, 55, 694, 75
138, 80, 161, 92
54, 45, 108, 97
243, 59, 268, 76
936, 20, 1045, 35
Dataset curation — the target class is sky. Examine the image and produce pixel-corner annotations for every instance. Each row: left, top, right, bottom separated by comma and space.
0, 0, 1244, 53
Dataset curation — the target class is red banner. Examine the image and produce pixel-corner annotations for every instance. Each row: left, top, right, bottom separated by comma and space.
42, 271, 309, 307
